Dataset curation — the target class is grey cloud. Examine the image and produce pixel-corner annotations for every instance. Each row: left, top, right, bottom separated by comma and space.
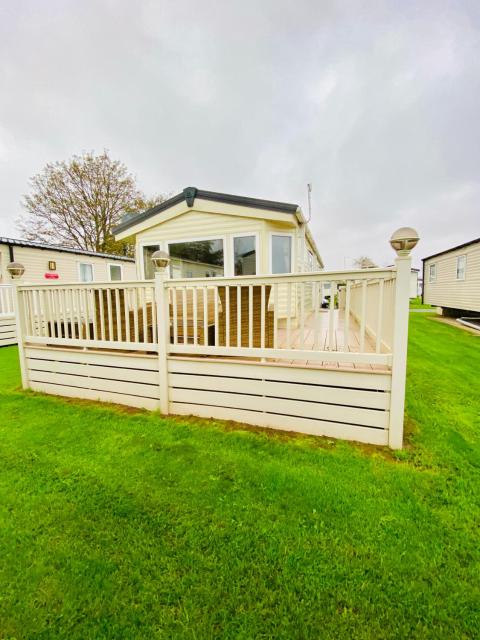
1, 0, 479, 269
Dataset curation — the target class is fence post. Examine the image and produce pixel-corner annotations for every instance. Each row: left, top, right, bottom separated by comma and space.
154, 262, 170, 414
388, 227, 419, 449
11, 280, 29, 389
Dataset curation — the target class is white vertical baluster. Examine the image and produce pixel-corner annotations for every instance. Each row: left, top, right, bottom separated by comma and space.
260, 285, 265, 349
328, 282, 337, 351
214, 286, 219, 346
150, 286, 157, 344
203, 287, 208, 346
172, 288, 178, 344
314, 281, 320, 350
141, 287, 148, 344
98, 289, 105, 341
273, 283, 278, 349
360, 280, 367, 352
114, 288, 121, 341
106, 288, 113, 341
124, 287, 130, 343
237, 285, 241, 347
344, 281, 351, 351
248, 285, 253, 348
286, 282, 292, 349
300, 282, 305, 349
225, 286, 230, 347
376, 279, 384, 353
182, 287, 188, 345
193, 287, 198, 345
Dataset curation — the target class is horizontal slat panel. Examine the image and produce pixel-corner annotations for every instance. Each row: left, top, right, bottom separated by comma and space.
29, 370, 159, 400
168, 344, 391, 366
168, 357, 392, 391
24, 347, 158, 370
169, 373, 389, 410
170, 388, 388, 428
27, 358, 159, 385
30, 381, 159, 411
25, 336, 158, 352
170, 403, 388, 445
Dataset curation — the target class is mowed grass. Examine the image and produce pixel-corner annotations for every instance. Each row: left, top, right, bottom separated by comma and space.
0, 314, 479, 639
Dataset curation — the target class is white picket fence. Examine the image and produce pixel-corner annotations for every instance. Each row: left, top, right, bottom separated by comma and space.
13, 254, 413, 448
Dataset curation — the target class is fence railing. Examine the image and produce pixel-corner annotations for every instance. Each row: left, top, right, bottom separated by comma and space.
345, 275, 396, 352
17, 281, 157, 351
0, 285, 15, 316
15, 267, 400, 367
164, 269, 396, 366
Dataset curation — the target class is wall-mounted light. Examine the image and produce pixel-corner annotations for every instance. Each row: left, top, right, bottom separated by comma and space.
6, 262, 25, 279
48, 260, 57, 271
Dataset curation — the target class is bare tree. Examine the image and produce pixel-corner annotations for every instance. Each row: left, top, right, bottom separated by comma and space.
18, 151, 165, 255
353, 256, 378, 269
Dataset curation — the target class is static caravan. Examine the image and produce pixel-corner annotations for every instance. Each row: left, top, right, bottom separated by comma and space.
422, 238, 480, 316
0, 237, 136, 285
114, 187, 324, 281
0, 237, 136, 346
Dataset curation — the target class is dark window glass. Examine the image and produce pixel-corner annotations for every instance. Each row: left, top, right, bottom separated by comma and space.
234, 236, 256, 276
169, 239, 224, 278
272, 235, 292, 274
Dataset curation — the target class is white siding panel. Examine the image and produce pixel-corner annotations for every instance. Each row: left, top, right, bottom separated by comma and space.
423, 241, 480, 312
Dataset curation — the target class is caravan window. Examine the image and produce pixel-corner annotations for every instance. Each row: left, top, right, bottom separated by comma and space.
142, 245, 160, 279
168, 239, 224, 278
79, 263, 93, 282
271, 235, 293, 274
233, 236, 256, 276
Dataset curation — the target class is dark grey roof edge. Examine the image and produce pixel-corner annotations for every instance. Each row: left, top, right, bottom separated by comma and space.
113, 187, 299, 234
422, 237, 480, 262
0, 237, 135, 262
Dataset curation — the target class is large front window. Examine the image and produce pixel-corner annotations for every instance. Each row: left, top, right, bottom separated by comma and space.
169, 239, 224, 278
271, 235, 292, 274
234, 236, 256, 276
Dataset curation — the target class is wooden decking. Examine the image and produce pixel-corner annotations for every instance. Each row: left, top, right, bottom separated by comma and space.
273, 310, 387, 371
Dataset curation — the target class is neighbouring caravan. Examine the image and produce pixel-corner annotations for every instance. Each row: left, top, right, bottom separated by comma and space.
422, 238, 480, 315
0, 237, 136, 347
0, 237, 136, 285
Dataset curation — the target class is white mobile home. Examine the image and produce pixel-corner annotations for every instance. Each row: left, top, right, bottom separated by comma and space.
114, 187, 324, 280
422, 238, 480, 315
0, 237, 136, 285
0, 237, 136, 346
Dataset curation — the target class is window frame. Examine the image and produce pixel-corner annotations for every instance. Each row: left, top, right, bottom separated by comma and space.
139, 242, 161, 280
78, 261, 94, 283
166, 235, 227, 279
231, 232, 260, 277
269, 232, 294, 275
456, 255, 466, 281
108, 262, 123, 282
428, 263, 437, 283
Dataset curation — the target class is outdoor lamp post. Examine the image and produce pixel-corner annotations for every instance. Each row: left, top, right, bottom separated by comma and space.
6, 262, 25, 279
151, 250, 170, 272
389, 227, 420, 256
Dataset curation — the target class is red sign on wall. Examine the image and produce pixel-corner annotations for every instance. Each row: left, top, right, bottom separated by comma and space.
44, 273, 59, 279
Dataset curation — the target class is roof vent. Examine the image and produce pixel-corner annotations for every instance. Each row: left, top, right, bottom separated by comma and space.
183, 187, 197, 207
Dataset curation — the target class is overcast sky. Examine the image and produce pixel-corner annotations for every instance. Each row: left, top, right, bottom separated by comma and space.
1, 0, 479, 269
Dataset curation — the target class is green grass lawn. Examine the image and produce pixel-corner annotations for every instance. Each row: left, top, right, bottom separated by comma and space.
0, 314, 479, 639
410, 296, 434, 309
